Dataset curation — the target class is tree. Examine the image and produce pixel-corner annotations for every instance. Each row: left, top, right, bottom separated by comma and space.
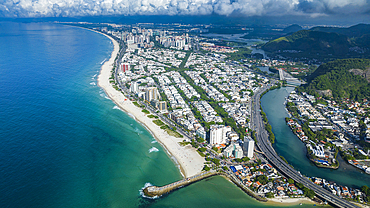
288, 178, 294, 184
256, 175, 268, 185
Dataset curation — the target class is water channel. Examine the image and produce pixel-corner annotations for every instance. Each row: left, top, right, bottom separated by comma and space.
261, 86, 370, 188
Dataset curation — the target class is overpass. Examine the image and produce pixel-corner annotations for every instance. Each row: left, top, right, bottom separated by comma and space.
251, 86, 359, 208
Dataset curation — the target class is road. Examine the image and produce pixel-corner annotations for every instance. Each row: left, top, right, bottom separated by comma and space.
108, 35, 357, 207
251, 86, 359, 208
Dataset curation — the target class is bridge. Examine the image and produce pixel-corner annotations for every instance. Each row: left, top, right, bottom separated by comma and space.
279, 69, 304, 86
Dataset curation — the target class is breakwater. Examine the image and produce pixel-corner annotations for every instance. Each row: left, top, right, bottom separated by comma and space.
143, 170, 267, 202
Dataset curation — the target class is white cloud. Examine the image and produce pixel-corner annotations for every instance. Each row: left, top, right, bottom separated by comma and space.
0, 0, 369, 17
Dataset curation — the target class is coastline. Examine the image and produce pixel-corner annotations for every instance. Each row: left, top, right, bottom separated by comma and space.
93, 30, 318, 206
95, 31, 204, 178
266, 197, 316, 206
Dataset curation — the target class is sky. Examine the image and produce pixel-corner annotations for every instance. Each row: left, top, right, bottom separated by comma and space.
0, 0, 369, 23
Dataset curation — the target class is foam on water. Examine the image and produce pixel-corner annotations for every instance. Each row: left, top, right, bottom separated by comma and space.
151, 140, 157, 144
134, 127, 143, 134
139, 183, 159, 199
149, 147, 159, 153
113, 106, 120, 110
127, 113, 136, 120
90, 82, 96, 85
99, 91, 110, 100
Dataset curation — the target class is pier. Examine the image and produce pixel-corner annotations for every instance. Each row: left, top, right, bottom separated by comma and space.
143, 170, 267, 202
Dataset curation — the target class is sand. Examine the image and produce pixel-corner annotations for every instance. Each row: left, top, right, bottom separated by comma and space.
96, 32, 204, 178
266, 197, 316, 206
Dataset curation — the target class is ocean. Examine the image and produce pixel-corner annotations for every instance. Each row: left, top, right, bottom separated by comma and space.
0, 22, 314, 208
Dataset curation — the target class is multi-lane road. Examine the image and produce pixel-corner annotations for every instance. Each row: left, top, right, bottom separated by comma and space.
251, 86, 359, 208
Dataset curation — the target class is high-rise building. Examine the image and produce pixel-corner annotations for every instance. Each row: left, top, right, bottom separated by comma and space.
209, 125, 231, 145
243, 136, 255, 159
223, 142, 244, 159
120, 63, 130, 73
159, 101, 167, 111
130, 81, 138, 93
145, 87, 158, 102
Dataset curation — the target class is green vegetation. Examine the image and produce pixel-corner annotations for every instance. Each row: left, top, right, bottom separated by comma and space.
147, 114, 155, 118
299, 59, 370, 101
226, 47, 252, 61
198, 147, 207, 152
256, 175, 268, 185
266, 192, 274, 198
222, 166, 228, 171
142, 109, 150, 114
132, 101, 141, 107
295, 183, 315, 199
153, 119, 165, 126
179, 140, 190, 146
203, 165, 211, 171
197, 150, 205, 157
261, 108, 275, 144
280, 156, 288, 164
263, 30, 351, 56
361, 185, 370, 202
152, 119, 183, 138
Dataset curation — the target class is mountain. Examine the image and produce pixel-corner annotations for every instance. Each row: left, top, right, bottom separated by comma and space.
262, 30, 352, 56
301, 59, 370, 101
283, 24, 303, 34
310, 24, 370, 38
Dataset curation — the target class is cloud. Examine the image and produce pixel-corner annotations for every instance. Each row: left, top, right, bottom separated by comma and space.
0, 0, 369, 18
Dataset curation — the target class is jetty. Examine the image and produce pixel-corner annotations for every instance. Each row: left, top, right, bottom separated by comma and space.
143, 170, 267, 202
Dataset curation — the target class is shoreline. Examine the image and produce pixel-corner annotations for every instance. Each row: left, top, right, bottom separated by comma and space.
266, 197, 317, 206
90, 29, 318, 206
94, 30, 204, 178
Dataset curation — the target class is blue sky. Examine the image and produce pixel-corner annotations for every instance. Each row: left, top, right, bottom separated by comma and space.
0, 0, 369, 20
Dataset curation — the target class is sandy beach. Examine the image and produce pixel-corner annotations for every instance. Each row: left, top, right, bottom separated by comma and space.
266, 197, 316, 206
96, 32, 204, 178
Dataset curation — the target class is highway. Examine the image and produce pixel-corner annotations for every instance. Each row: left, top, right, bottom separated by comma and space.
109, 35, 357, 207
251, 86, 359, 208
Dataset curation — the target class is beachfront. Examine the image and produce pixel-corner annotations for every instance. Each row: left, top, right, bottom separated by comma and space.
96, 33, 204, 178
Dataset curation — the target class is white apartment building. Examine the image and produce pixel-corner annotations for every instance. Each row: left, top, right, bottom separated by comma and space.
243, 136, 255, 158
209, 125, 231, 145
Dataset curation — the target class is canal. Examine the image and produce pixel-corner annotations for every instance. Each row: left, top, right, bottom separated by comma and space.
261, 86, 370, 188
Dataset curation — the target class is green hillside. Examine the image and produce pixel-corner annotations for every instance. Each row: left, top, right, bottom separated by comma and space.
300, 59, 370, 101
310, 24, 370, 38
262, 30, 351, 57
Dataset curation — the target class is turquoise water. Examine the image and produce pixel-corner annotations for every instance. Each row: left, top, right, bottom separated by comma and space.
0, 22, 321, 208
261, 87, 370, 188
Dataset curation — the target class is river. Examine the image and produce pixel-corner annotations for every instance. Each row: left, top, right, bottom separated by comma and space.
261, 87, 370, 188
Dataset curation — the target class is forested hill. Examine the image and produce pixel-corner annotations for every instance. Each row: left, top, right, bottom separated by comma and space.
310, 24, 370, 38
262, 30, 351, 56
261, 24, 370, 60
301, 59, 370, 101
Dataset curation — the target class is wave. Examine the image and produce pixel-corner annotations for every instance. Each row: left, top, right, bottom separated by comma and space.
113, 106, 120, 110
139, 183, 158, 199
151, 140, 157, 144
149, 147, 159, 153
100, 58, 107, 65
90, 82, 96, 86
99, 91, 110, 100
128, 113, 136, 120
134, 127, 143, 134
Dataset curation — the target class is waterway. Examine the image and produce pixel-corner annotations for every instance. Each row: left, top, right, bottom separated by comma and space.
261, 87, 370, 188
